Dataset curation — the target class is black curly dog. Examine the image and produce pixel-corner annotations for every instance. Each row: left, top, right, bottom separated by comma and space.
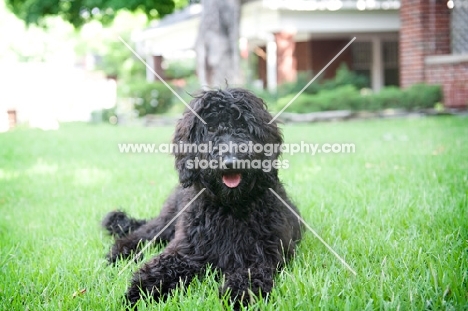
102, 88, 302, 308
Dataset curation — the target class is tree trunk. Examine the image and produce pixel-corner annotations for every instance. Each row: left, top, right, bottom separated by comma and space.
196, 0, 241, 88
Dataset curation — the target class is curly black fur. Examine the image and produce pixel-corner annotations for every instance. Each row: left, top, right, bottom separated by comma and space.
102, 88, 302, 308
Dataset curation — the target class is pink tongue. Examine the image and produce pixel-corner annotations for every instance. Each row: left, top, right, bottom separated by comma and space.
222, 173, 241, 188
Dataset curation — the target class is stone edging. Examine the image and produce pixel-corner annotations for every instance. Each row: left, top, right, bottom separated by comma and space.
277, 108, 467, 123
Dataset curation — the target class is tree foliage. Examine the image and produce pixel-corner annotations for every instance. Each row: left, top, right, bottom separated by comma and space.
0, 2, 77, 62
73, 11, 149, 81
5, 0, 180, 27
6, 0, 243, 93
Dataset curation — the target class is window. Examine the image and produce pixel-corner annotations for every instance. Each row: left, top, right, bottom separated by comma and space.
352, 39, 400, 88
451, 2, 468, 54
352, 41, 372, 88
383, 41, 399, 86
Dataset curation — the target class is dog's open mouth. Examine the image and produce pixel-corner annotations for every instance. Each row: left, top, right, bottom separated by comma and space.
222, 173, 242, 188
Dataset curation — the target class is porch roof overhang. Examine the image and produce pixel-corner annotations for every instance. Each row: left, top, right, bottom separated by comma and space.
134, 0, 400, 56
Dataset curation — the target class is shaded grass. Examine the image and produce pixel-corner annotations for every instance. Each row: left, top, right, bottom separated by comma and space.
0, 116, 467, 310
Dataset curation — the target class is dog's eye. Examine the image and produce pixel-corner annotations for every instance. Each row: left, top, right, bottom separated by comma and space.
207, 126, 216, 133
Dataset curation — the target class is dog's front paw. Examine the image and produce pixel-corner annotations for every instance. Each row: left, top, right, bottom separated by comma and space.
102, 210, 132, 237
221, 268, 274, 309
102, 210, 147, 238
106, 240, 143, 264
106, 246, 131, 264
124, 253, 202, 306
125, 280, 161, 309
125, 268, 163, 308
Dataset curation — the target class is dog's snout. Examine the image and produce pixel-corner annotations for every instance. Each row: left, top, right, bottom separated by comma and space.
223, 155, 237, 169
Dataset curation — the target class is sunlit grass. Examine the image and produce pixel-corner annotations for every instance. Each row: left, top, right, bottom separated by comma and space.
0, 117, 467, 310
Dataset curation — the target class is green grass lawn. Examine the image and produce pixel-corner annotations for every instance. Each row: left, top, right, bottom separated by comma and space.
1, 116, 467, 310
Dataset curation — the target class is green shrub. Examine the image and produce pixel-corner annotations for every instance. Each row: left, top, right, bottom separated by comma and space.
369, 84, 442, 111
253, 63, 369, 112
405, 83, 443, 110
118, 80, 174, 116
315, 85, 362, 111
320, 63, 369, 91
165, 58, 196, 79
275, 64, 368, 99
276, 71, 322, 97
101, 107, 117, 122
369, 86, 408, 111
276, 85, 362, 113
275, 84, 442, 113
277, 93, 320, 113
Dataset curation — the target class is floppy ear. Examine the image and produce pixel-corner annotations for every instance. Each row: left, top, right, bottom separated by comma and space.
172, 98, 203, 188
241, 92, 284, 159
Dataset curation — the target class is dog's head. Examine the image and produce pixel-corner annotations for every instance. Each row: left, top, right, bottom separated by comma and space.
173, 88, 283, 201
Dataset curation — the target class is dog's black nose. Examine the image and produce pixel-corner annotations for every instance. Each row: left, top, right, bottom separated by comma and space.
223, 155, 236, 169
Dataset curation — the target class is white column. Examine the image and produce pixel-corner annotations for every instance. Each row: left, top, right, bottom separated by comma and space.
266, 40, 277, 93
146, 54, 155, 82
371, 36, 383, 92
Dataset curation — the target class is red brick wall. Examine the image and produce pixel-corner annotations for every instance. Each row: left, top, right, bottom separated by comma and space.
399, 0, 450, 87
425, 62, 468, 107
275, 32, 297, 84
310, 39, 352, 80
257, 46, 267, 88
400, 0, 467, 107
400, 0, 427, 87
430, 2, 451, 55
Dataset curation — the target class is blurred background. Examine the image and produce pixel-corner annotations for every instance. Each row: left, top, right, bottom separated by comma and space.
0, 0, 467, 130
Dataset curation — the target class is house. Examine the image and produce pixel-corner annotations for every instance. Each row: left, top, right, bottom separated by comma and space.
0, 63, 117, 130
135, 0, 467, 107
400, 0, 468, 107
